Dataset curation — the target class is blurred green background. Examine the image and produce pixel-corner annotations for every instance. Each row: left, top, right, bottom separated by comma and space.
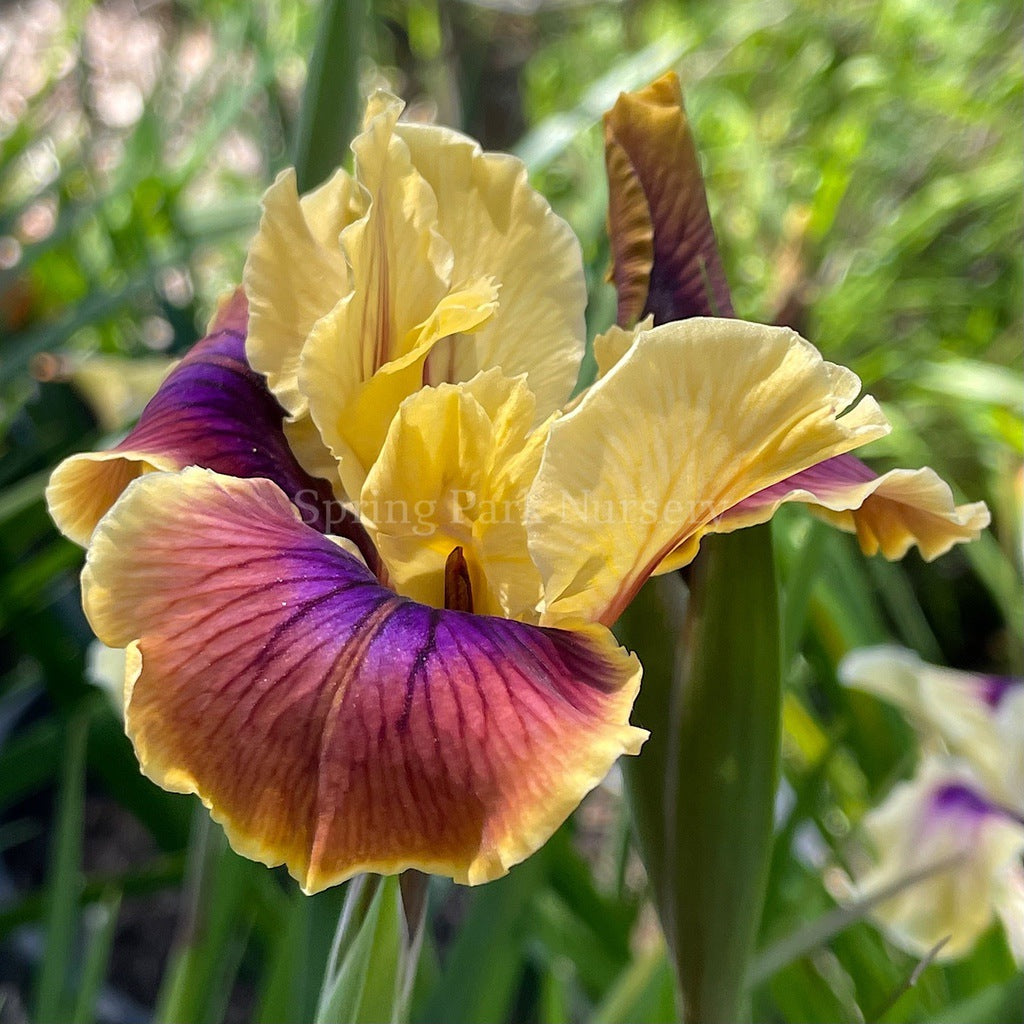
0, 1, 1020, 1022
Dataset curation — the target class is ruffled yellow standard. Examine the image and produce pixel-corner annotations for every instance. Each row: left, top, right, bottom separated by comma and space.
245, 91, 586, 497
47, 84, 992, 892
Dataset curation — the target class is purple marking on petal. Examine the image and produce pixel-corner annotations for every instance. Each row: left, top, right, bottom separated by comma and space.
102, 470, 641, 887
977, 675, 1022, 709
733, 453, 877, 511
113, 296, 376, 564
927, 782, 1024, 832
931, 782, 996, 820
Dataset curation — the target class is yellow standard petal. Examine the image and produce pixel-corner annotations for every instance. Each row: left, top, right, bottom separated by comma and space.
243, 167, 363, 416
592, 315, 653, 381
361, 369, 547, 620
398, 120, 587, 419
527, 317, 890, 626
299, 94, 501, 495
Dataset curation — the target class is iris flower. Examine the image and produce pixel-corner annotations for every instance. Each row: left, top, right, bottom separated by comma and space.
47, 84, 988, 892
846, 755, 1024, 961
841, 646, 1023, 809
839, 648, 1023, 958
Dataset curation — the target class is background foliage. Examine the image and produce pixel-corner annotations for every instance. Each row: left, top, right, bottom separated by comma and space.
0, 0, 1020, 1021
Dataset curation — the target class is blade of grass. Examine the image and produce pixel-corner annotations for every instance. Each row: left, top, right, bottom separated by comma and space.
70, 889, 122, 1024
34, 711, 89, 1024
870, 936, 950, 1022
748, 855, 961, 986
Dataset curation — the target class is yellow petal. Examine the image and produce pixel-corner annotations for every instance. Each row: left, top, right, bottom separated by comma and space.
592, 315, 653, 380
361, 369, 546, 619
603, 114, 654, 328
305, 278, 499, 498
282, 413, 344, 493
243, 167, 362, 416
811, 468, 990, 561
526, 317, 890, 626
707, 455, 990, 562
398, 121, 586, 418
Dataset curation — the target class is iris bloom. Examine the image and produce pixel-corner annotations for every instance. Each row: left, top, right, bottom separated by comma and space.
841, 646, 1023, 809
47, 85, 988, 892
839, 646, 1023, 959
847, 755, 1024, 961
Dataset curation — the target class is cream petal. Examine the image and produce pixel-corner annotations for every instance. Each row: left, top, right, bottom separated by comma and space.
850, 757, 1024, 961
840, 646, 1023, 812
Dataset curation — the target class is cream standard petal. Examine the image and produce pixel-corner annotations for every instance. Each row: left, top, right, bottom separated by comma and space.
361, 370, 546, 619
527, 318, 890, 626
398, 121, 587, 418
243, 167, 361, 415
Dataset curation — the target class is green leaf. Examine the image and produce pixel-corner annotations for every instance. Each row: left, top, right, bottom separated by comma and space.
615, 575, 688, 915
926, 975, 1024, 1024
416, 854, 547, 1024
293, 0, 365, 192
34, 712, 88, 1024
315, 874, 408, 1024
70, 889, 122, 1024
591, 943, 680, 1024
153, 811, 260, 1024
256, 890, 344, 1024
